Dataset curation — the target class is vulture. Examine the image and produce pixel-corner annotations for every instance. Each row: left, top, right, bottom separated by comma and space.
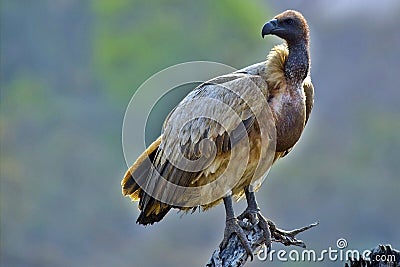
121, 10, 314, 257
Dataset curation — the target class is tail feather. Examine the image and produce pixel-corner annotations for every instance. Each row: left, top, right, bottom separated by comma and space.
121, 136, 172, 225
121, 137, 161, 199
137, 201, 171, 225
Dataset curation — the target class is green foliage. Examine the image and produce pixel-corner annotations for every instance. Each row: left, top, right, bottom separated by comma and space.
91, 0, 270, 103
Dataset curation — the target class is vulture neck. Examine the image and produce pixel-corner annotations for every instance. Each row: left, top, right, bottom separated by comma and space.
285, 40, 310, 84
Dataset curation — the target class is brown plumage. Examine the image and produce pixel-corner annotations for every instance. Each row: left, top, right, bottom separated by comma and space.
121, 10, 314, 248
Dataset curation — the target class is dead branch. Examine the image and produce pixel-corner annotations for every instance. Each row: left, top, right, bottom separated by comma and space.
206, 219, 318, 267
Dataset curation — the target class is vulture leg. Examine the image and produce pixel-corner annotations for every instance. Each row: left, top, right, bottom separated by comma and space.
220, 195, 253, 260
238, 185, 272, 251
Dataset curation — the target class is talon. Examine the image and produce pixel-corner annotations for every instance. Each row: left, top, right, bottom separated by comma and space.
266, 243, 272, 254
238, 208, 259, 225
219, 218, 254, 260
258, 214, 272, 246
239, 208, 272, 246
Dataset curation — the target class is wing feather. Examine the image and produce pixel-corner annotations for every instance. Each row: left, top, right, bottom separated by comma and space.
139, 72, 270, 207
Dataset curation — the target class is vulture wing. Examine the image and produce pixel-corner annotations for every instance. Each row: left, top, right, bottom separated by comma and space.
131, 71, 276, 223
139, 73, 267, 204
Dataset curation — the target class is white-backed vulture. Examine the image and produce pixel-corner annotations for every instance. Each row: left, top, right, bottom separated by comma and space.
121, 10, 314, 257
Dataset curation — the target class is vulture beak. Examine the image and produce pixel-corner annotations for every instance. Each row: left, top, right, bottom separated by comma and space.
262, 18, 279, 38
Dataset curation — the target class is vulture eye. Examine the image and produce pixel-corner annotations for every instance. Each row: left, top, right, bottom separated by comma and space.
285, 18, 294, 25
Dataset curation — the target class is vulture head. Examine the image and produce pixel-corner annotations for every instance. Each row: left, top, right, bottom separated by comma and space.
262, 10, 309, 44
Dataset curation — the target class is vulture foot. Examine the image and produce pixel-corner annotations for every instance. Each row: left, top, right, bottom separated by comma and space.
219, 217, 254, 261
238, 208, 272, 252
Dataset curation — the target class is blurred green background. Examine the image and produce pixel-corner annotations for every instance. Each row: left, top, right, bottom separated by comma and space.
1, 1, 399, 266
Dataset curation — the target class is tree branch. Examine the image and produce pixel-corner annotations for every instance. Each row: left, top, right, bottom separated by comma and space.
206, 219, 318, 267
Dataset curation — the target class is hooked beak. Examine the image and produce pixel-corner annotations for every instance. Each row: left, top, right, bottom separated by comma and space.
261, 18, 278, 38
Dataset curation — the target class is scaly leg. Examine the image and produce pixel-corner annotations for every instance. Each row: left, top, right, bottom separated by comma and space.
238, 185, 272, 251
220, 195, 253, 260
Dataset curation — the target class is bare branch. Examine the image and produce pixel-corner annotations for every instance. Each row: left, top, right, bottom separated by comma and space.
206, 219, 318, 267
